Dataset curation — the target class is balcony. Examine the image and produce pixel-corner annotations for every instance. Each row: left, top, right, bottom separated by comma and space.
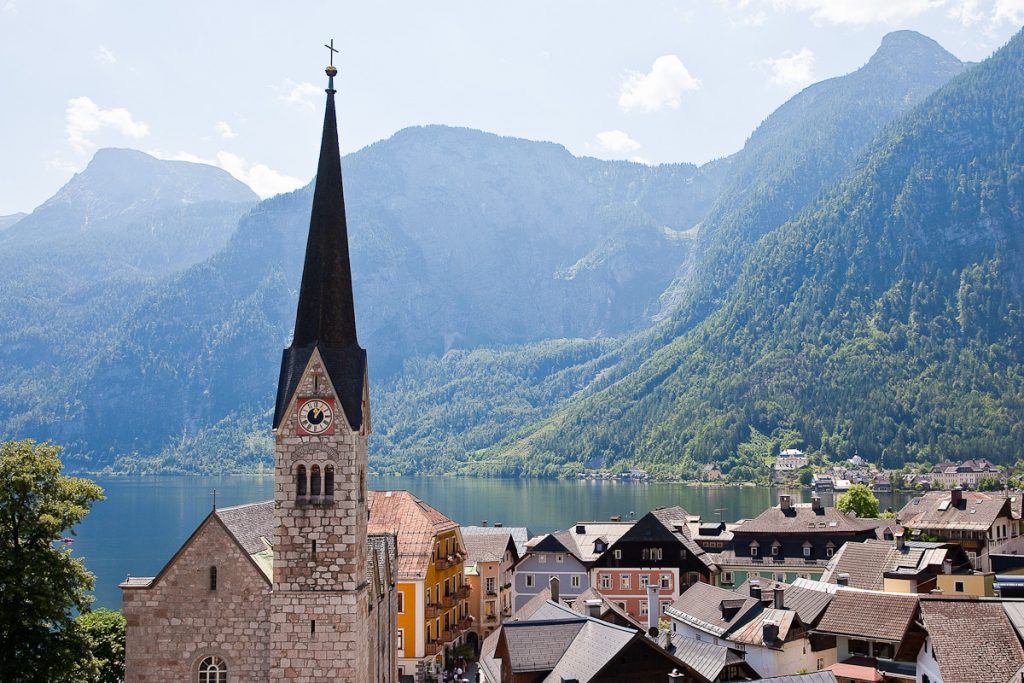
425, 603, 441, 619
500, 605, 512, 617
425, 639, 442, 656
455, 585, 471, 599
442, 593, 457, 608
459, 616, 473, 630
484, 613, 498, 623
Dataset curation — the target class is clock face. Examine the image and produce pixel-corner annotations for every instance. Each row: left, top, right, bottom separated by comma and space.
298, 399, 334, 435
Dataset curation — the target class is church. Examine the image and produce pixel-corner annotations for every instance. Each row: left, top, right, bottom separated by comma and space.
121, 55, 399, 683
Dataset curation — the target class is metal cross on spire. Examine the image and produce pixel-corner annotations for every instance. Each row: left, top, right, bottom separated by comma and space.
211, 488, 218, 510
324, 39, 339, 66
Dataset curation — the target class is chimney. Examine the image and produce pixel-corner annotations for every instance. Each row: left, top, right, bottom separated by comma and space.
837, 573, 850, 587
762, 620, 779, 643
584, 599, 602, 619
494, 522, 503, 528
951, 487, 963, 506
750, 580, 762, 600
774, 587, 785, 610
811, 496, 822, 512
575, 524, 586, 535
779, 494, 792, 511
481, 520, 488, 527
549, 576, 560, 603
943, 559, 952, 575
610, 515, 622, 522
895, 531, 905, 550
647, 585, 660, 634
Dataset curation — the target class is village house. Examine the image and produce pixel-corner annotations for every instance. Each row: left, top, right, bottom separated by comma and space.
712, 495, 889, 587
665, 580, 837, 678
929, 459, 1002, 489
896, 488, 1024, 572
460, 526, 525, 651
368, 490, 470, 678
589, 507, 719, 621
512, 521, 633, 611
774, 449, 809, 472
820, 536, 992, 596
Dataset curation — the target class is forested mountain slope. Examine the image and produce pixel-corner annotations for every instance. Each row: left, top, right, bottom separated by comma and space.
488, 29, 1024, 477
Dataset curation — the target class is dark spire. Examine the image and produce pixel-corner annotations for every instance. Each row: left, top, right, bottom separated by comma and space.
273, 54, 366, 431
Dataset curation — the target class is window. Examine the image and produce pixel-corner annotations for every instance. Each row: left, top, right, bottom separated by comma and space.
954, 581, 965, 593
571, 575, 581, 588
397, 591, 404, 613
803, 546, 811, 558
873, 642, 894, 659
771, 545, 780, 557
396, 629, 404, 651
618, 602, 626, 610
296, 465, 307, 496
324, 465, 335, 497
639, 574, 650, 588
750, 546, 759, 557
538, 554, 547, 564
774, 573, 786, 582
817, 658, 824, 671
595, 542, 605, 552
661, 600, 670, 613
722, 571, 734, 585
614, 549, 622, 560
642, 547, 663, 561
310, 619, 316, 635
620, 575, 631, 589
426, 587, 431, 605
556, 554, 564, 563
849, 639, 870, 657
358, 467, 364, 503
485, 577, 496, 594
310, 465, 321, 496
525, 574, 535, 588
209, 566, 217, 591
826, 546, 834, 558
600, 574, 612, 589
640, 601, 649, 616
688, 572, 700, 586
660, 574, 670, 589
197, 656, 227, 683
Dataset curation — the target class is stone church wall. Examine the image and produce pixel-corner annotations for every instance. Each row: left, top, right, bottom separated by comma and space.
123, 517, 272, 683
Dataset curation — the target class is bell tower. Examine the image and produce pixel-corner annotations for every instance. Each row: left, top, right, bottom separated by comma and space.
270, 45, 372, 681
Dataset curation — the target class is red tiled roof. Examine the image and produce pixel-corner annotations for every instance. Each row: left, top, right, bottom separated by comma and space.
367, 490, 459, 580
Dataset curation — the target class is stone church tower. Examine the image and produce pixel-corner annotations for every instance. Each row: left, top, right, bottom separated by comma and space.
121, 56, 397, 683
268, 59, 374, 678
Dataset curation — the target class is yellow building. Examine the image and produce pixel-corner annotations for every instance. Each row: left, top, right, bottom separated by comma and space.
369, 490, 470, 678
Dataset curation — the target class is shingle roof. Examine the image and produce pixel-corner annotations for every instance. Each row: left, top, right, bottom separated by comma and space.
549, 522, 634, 564
463, 531, 514, 564
921, 600, 1024, 683
820, 539, 950, 590
463, 525, 530, 558
543, 620, 637, 682
501, 619, 586, 672
897, 491, 1012, 532
666, 582, 761, 636
664, 633, 753, 682
816, 590, 919, 642
568, 587, 642, 629
215, 500, 274, 554
367, 490, 459, 580
366, 532, 397, 597
758, 673, 837, 683
727, 607, 798, 648
733, 503, 881, 535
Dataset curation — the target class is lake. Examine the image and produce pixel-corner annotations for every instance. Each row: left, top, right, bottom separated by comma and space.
73, 476, 916, 609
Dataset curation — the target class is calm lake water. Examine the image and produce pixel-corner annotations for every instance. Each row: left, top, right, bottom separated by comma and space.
73, 476, 915, 610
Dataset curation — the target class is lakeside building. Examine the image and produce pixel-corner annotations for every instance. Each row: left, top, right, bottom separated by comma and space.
368, 490, 469, 678
773, 449, 809, 473
896, 488, 1024, 572
460, 526, 524, 649
120, 59, 398, 682
512, 521, 633, 611
711, 495, 890, 587
589, 506, 719, 622
929, 459, 1002, 489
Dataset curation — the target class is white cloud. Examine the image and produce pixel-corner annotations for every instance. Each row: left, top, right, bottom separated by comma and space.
2, 1, 17, 15
992, 0, 1024, 24
215, 121, 237, 139
278, 80, 322, 110
96, 45, 117, 65
65, 96, 149, 154
719, 0, 946, 25
151, 149, 303, 199
618, 55, 701, 113
762, 47, 816, 91
595, 130, 642, 155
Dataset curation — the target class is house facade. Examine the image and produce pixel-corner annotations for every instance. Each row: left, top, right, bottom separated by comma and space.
461, 527, 520, 648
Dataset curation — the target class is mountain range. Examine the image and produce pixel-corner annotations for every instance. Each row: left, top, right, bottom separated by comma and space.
1, 29, 1020, 477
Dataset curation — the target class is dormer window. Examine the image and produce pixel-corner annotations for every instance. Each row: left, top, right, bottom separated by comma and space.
594, 542, 605, 553
750, 545, 759, 557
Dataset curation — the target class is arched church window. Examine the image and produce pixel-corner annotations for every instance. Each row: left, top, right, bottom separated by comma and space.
197, 655, 227, 683
310, 465, 321, 497
296, 465, 307, 497
359, 467, 365, 503
324, 465, 335, 497
209, 566, 217, 591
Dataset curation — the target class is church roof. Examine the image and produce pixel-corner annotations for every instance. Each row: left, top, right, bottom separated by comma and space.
273, 74, 366, 431
216, 500, 274, 555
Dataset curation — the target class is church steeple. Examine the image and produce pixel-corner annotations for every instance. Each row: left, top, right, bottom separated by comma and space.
273, 55, 367, 431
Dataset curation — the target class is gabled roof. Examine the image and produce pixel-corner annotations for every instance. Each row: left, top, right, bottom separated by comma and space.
816, 590, 919, 642
548, 522, 635, 564
666, 582, 762, 637
897, 491, 1012, 532
568, 587, 642, 629
733, 503, 882, 535
462, 525, 529, 558
499, 619, 587, 673
463, 531, 517, 564
920, 600, 1024, 683
662, 633, 757, 682
216, 500, 274, 555
367, 490, 459, 580
727, 607, 799, 648
820, 539, 962, 590
759, 674, 837, 683
542, 620, 640, 682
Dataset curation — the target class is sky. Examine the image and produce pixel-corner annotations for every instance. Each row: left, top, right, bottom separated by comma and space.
0, 1, 1021, 215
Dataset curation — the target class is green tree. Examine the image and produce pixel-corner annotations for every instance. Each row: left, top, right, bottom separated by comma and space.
836, 483, 880, 518
0, 440, 104, 683
75, 609, 126, 683
797, 468, 814, 486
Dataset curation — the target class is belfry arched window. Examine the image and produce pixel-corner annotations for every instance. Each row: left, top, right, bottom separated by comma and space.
310, 465, 321, 497
324, 465, 335, 497
197, 655, 227, 683
296, 465, 307, 497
